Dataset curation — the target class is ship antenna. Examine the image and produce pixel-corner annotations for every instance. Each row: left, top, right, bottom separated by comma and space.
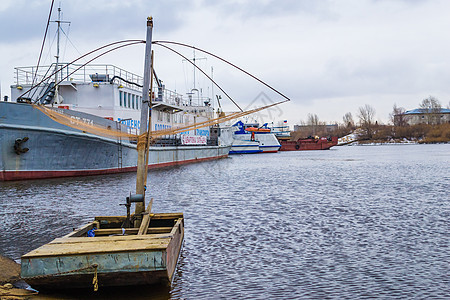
51, 4, 70, 104
32, 0, 54, 88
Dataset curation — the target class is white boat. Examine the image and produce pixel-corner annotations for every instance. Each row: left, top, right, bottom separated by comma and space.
229, 121, 280, 154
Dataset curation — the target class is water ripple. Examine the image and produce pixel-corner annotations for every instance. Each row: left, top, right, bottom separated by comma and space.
1, 144, 449, 299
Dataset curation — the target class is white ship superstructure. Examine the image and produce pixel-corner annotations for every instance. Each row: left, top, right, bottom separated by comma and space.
0, 63, 230, 181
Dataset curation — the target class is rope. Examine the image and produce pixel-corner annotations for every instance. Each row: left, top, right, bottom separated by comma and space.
154, 42, 243, 112
92, 264, 98, 291
153, 40, 291, 102
19, 39, 145, 101
23, 38, 290, 143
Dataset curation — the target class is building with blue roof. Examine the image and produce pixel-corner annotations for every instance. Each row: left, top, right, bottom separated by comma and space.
398, 108, 450, 125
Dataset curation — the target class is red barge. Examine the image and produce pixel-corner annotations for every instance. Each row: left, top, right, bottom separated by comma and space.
279, 136, 338, 151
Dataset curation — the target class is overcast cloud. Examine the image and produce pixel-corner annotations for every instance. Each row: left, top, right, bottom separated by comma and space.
1, 0, 449, 125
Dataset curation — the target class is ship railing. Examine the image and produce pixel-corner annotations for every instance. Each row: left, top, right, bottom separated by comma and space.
153, 88, 186, 106
14, 64, 214, 109
14, 64, 144, 90
153, 88, 213, 109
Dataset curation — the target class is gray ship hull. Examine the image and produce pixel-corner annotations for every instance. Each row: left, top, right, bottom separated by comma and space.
0, 102, 229, 181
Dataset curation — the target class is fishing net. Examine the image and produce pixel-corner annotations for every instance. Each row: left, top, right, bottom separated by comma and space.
33, 99, 287, 142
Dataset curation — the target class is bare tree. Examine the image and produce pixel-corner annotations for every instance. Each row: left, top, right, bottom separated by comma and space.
307, 113, 319, 126
307, 113, 320, 136
390, 104, 408, 126
343, 112, 354, 129
420, 96, 442, 124
357, 104, 376, 139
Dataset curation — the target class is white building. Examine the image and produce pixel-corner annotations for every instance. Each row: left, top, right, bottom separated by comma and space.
397, 108, 450, 125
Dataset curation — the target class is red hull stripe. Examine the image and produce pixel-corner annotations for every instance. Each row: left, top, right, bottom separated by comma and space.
0, 155, 228, 181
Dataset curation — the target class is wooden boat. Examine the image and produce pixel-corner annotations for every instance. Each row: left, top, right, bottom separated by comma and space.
21, 212, 184, 290
20, 17, 185, 291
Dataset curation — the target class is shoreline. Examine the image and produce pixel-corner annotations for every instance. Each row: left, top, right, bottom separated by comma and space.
0, 255, 20, 285
0, 254, 38, 298
338, 140, 449, 146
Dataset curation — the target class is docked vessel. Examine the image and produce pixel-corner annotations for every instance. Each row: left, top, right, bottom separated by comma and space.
1, 67, 230, 181
266, 120, 338, 151
0, 7, 231, 181
268, 120, 291, 141
279, 136, 338, 151
229, 121, 280, 154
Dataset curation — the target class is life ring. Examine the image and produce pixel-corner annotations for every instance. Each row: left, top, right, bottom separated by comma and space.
295, 144, 300, 150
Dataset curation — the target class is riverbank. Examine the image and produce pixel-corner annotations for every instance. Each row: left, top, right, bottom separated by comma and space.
0, 255, 37, 299
346, 140, 449, 146
0, 255, 20, 284
336, 123, 450, 145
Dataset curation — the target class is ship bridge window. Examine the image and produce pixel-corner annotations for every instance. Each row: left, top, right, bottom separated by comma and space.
132, 94, 135, 109
119, 91, 123, 107
128, 93, 131, 108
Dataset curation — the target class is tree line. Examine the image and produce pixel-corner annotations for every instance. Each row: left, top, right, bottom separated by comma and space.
294, 96, 450, 143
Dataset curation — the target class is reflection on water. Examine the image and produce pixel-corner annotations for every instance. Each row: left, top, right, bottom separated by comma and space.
1, 144, 449, 299
29, 285, 170, 300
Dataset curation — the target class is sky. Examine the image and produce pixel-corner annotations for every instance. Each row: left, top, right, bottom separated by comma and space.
1, 0, 450, 126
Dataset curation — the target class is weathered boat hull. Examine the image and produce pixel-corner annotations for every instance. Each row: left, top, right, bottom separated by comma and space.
0, 102, 230, 181
21, 213, 184, 290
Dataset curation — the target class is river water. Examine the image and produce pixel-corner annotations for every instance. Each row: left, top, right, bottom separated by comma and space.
1, 144, 449, 299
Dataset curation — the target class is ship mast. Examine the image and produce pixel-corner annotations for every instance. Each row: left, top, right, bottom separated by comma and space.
51, 6, 69, 104
134, 17, 154, 215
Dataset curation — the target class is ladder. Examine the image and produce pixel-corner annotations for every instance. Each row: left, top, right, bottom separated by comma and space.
116, 122, 123, 169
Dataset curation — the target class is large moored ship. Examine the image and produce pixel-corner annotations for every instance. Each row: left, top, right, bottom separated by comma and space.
0, 63, 230, 181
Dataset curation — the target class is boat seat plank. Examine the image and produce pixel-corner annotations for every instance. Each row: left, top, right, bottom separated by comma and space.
22, 237, 172, 258
49, 234, 173, 244
94, 227, 172, 235
94, 212, 183, 223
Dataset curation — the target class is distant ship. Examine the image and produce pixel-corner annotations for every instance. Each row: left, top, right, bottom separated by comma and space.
229, 121, 281, 154
268, 120, 338, 151
279, 136, 338, 151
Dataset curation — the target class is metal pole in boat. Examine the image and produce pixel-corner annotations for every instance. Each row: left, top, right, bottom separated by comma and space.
135, 17, 153, 216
